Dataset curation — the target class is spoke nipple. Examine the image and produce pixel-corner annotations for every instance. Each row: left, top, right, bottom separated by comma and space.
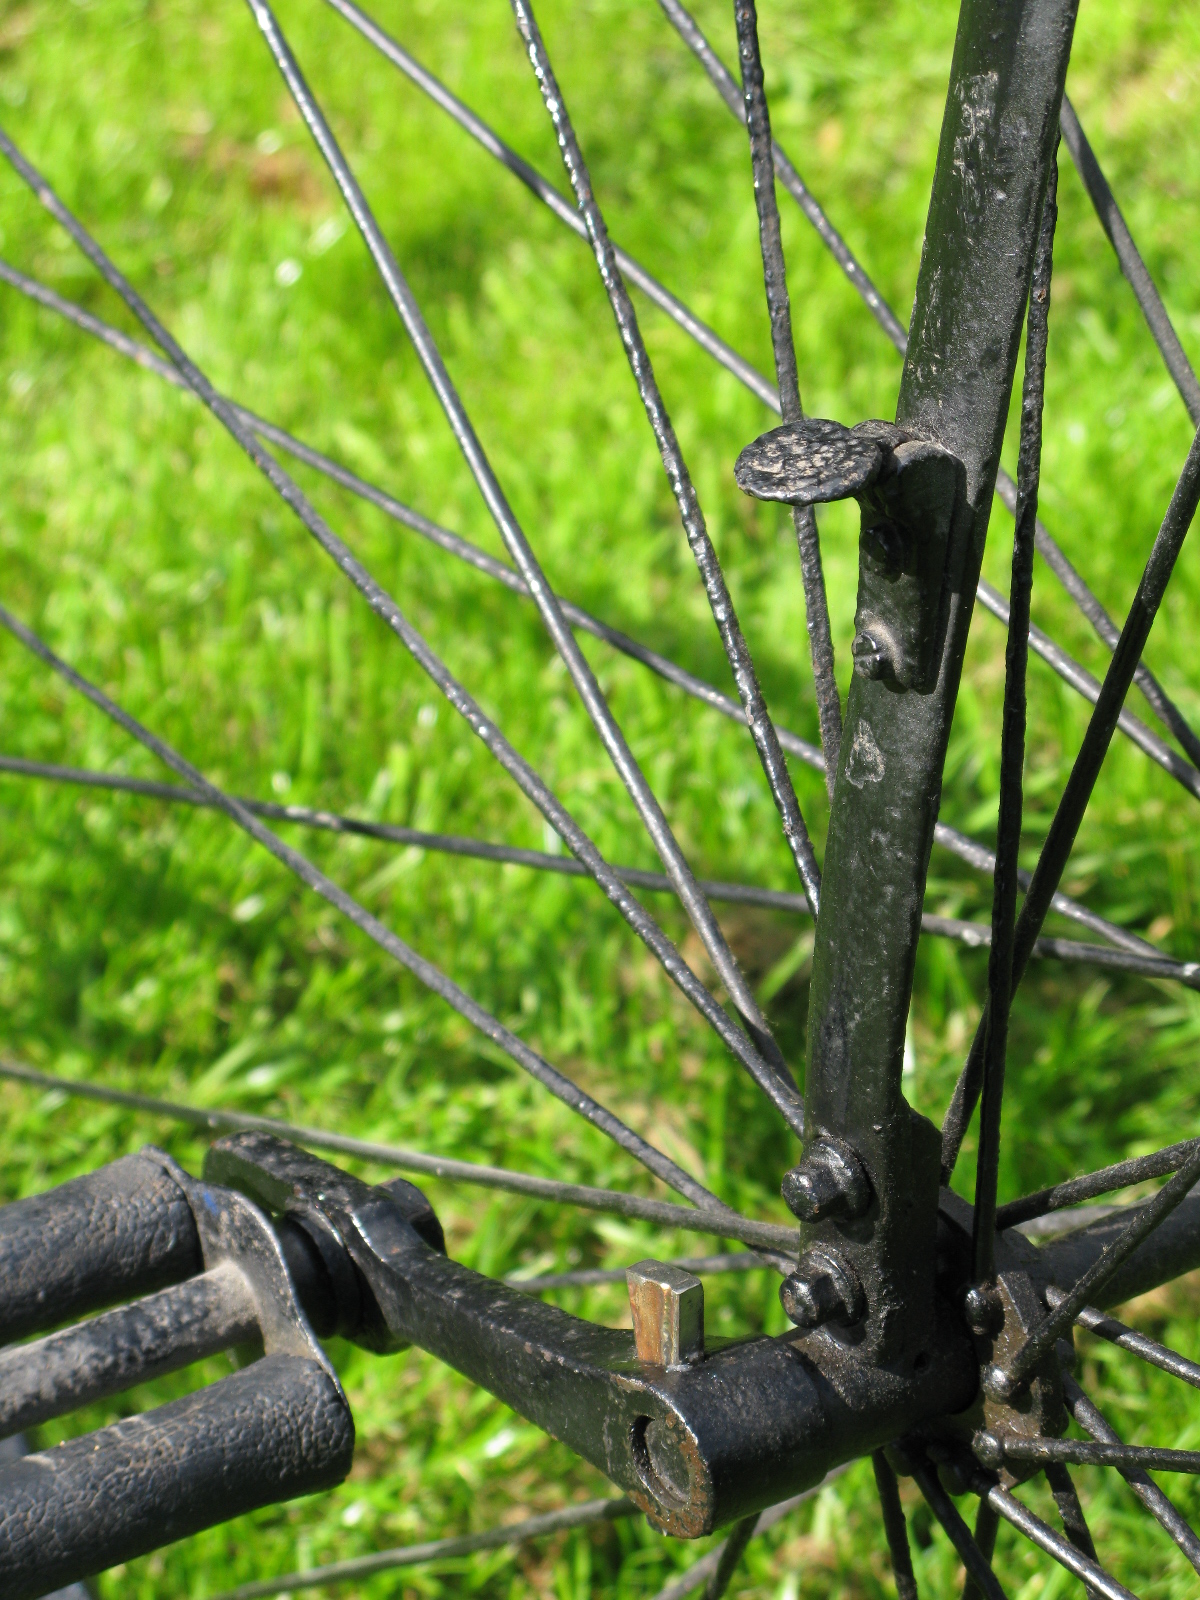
780, 1247, 864, 1331
972, 1429, 1005, 1469
982, 1363, 1017, 1402
626, 1260, 704, 1368
781, 1137, 871, 1223
962, 1282, 1003, 1336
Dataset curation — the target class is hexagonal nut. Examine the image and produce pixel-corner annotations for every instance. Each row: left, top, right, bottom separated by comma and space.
779, 1247, 865, 1331
780, 1137, 872, 1224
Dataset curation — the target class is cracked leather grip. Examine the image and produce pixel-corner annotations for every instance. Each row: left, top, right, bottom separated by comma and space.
0, 1152, 201, 1344
0, 1353, 355, 1600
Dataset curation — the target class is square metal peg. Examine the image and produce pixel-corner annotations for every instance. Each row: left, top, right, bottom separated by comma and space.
626, 1259, 704, 1368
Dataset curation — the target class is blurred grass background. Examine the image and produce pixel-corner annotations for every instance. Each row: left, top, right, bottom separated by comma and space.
0, 0, 1198, 1593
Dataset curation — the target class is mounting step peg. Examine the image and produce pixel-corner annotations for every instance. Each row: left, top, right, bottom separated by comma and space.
735, 416, 966, 692
626, 1260, 704, 1368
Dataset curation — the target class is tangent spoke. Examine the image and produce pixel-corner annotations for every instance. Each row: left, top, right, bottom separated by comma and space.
732, 0, 841, 779
508, 0, 824, 932
999, 1143, 1200, 1393
997, 1137, 1200, 1228
210, 1496, 638, 1600
0, 1059, 801, 1253
1059, 97, 1200, 429
243, 0, 799, 1108
910, 1456, 1008, 1600
976, 577, 1200, 802
0, 607, 742, 1217
872, 1451, 919, 1600
649, 1473, 846, 1600
0, 261, 1164, 970
943, 423, 1200, 1177
1064, 1371, 1200, 1575
972, 158, 1058, 1284
0, 133, 805, 1141
6, 752, 1196, 985
1044, 1462, 1102, 1600
1049, 1289, 1200, 1391
974, 1477, 1136, 1600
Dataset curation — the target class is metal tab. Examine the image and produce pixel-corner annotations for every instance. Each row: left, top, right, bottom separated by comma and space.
626, 1259, 705, 1368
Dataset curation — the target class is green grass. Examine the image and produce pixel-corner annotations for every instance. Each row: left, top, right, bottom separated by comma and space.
1, 0, 1199, 1593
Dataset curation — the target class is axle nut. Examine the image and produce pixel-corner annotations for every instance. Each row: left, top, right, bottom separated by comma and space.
781, 1137, 871, 1224
779, 1247, 864, 1331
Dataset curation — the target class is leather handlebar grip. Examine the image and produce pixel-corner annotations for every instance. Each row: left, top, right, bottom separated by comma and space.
0, 1353, 355, 1600
0, 1153, 201, 1344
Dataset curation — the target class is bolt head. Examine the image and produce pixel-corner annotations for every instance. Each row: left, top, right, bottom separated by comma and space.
780, 1138, 871, 1223
982, 1363, 1017, 1403
779, 1248, 864, 1331
963, 1283, 1003, 1336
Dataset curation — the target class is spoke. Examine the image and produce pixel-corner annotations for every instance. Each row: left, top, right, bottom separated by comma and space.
0, 1062, 802, 1255
988, 1436, 1200, 1474
508, 1252, 766, 1290
656, 0, 907, 353
943, 423, 1200, 1177
650, 1472, 847, 1600
1059, 97, 1200, 429
657, 0, 1200, 778
960, 1502, 1000, 1600
974, 1476, 1137, 1600
0, 606, 745, 1218
0, 263, 1160, 970
508, 0, 824, 931
732, 0, 841, 780
1043, 1462, 1102, 1600
1051, 1290, 1200, 1390
321, 0, 778, 410
699, 1514, 758, 1600
909, 1457, 1008, 1600
0, 137, 805, 1140
998, 1143, 1200, 1394
976, 577, 1200, 802
872, 1452, 918, 1600
211, 1495, 638, 1600
997, 1137, 1200, 1228
973, 160, 1058, 1284
1064, 1371, 1200, 1575
242, 0, 796, 1101
11, 758, 1193, 987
